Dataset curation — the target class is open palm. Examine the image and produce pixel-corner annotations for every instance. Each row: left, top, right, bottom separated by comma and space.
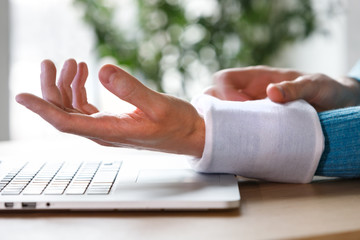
16, 59, 205, 157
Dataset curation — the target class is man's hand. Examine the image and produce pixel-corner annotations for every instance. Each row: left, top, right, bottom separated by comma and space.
16, 59, 205, 157
206, 66, 360, 111
205, 66, 302, 101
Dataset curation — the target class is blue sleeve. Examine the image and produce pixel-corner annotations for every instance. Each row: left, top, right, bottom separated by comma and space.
316, 105, 360, 178
348, 60, 360, 82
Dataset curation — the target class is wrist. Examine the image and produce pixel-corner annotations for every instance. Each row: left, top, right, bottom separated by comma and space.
183, 115, 205, 158
178, 113, 205, 158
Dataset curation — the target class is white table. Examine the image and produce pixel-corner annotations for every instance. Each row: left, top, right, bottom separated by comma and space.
1, 138, 360, 240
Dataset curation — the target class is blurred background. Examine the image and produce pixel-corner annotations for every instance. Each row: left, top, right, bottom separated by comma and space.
0, 0, 359, 142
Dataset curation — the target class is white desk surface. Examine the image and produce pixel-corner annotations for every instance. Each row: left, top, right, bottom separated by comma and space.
0, 138, 360, 240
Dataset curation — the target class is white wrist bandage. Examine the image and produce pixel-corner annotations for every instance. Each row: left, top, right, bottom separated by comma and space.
190, 95, 324, 183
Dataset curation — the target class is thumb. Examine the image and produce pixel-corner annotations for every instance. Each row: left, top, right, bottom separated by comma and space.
267, 77, 318, 103
99, 64, 162, 115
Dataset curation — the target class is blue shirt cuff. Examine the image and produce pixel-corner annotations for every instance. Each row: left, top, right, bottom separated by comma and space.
348, 60, 360, 82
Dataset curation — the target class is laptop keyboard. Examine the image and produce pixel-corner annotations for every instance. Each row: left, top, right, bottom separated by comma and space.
0, 161, 121, 195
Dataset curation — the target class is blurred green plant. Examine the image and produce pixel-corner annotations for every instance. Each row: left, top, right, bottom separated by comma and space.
73, 0, 317, 96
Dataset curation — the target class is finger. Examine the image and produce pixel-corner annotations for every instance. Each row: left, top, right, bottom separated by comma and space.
214, 67, 275, 101
204, 85, 252, 101
15, 93, 105, 137
267, 76, 319, 103
213, 68, 253, 89
16, 93, 71, 130
40, 60, 63, 108
72, 62, 99, 114
98, 64, 163, 119
57, 59, 77, 109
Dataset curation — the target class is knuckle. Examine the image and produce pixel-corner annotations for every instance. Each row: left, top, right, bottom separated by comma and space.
298, 77, 313, 86
285, 76, 314, 99
313, 73, 331, 85
297, 75, 321, 91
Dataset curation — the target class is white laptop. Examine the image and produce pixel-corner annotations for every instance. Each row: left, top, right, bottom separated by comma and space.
0, 141, 240, 211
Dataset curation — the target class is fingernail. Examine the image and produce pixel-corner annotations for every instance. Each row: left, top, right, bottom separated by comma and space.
276, 85, 286, 99
15, 94, 22, 104
99, 65, 118, 84
41, 59, 52, 72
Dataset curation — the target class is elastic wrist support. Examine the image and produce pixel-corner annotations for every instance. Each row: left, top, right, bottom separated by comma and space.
190, 95, 324, 183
